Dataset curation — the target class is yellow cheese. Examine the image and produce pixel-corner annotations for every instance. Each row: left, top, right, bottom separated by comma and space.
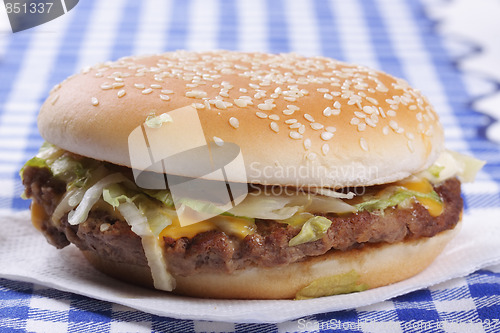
30, 201, 46, 231
160, 215, 256, 240
398, 178, 444, 217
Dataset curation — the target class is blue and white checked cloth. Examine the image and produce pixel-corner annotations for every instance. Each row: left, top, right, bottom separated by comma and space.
1, 0, 500, 332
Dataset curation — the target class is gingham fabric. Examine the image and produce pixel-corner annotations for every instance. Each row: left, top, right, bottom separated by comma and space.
0, 0, 499, 332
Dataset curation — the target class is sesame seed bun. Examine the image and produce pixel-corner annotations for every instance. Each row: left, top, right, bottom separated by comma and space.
81, 221, 460, 299
38, 50, 443, 187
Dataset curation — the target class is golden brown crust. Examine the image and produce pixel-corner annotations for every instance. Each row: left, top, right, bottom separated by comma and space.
39, 51, 443, 188
81, 221, 460, 299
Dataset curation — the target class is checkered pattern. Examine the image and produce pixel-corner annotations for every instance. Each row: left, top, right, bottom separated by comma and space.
1, 269, 500, 332
0, 0, 499, 331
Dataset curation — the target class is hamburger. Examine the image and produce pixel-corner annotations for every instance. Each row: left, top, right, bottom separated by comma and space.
20, 50, 484, 299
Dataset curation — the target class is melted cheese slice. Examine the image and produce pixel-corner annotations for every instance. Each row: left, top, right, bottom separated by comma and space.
160, 215, 256, 240
397, 178, 444, 217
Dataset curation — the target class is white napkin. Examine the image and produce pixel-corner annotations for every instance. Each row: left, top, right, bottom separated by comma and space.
1, 208, 499, 323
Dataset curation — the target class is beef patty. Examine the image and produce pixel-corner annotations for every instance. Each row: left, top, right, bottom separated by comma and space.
22, 166, 463, 276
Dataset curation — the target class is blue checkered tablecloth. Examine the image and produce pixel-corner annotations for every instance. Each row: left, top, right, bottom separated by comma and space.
1, 0, 499, 332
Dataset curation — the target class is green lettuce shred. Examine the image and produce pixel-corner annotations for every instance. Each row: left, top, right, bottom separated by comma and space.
103, 184, 173, 236
295, 270, 368, 300
145, 112, 173, 128
20, 157, 48, 181
289, 216, 332, 247
354, 188, 441, 212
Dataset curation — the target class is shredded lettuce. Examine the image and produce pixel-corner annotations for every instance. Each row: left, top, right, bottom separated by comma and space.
421, 150, 485, 183
103, 184, 173, 237
289, 216, 332, 247
67, 173, 130, 225
354, 188, 441, 212
115, 200, 175, 291
143, 189, 174, 207
145, 112, 173, 128
20, 157, 47, 181
295, 270, 368, 300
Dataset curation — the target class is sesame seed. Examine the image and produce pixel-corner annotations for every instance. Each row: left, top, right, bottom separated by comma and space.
239, 88, 248, 93
91, 97, 99, 106
389, 120, 399, 130
284, 97, 296, 102
333, 101, 341, 109
256, 112, 268, 119
298, 124, 306, 134
270, 122, 279, 133
269, 114, 280, 121
114, 77, 123, 82
360, 138, 369, 151
354, 111, 366, 118
379, 107, 386, 118
350, 117, 360, 125
142, 88, 153, 95
161, 89, 174, 94
416, 113, 423, 122
185, 90, 207, 98
322, 144, 330, 155
321, 132, 334, 140
365, 118, 376, 128
317, 88, 329, 93
307, 152, 317, 160
387, 110, 397, 117
234, 99, 247, 108
304, 114, 315, 122
289, 122, 301, 129
289, 131, 302, 140
357, 123, 367, 132
51, 94, 59, 105
283, 109, 295, 115
117, 89, 126, 98
383, 126, 390, 135
408, 140, 415, 152
287, 105, 300, 111
366, 97, 379, 105
326, 126, 336, 133
304, 138, 312, 150
213, 136, 224, 146
100, 83, 112, 90
192, 103, 205, 109
112, 82, 124, 89
215, 100, 227, 109
134, 83, 145, 89
204, 100, 211, 110
249, 83, 259, 89
150, 84, 162, 89
363, 106, 376, 114
323, 93, 333, 100
311, 123, 324, 130
229, 117, 239, 129
258, 103, 274, 111
285, 119, 297, 124
219, 91, 229, 98
323, 107, 332, 117
160, 94, 170, 101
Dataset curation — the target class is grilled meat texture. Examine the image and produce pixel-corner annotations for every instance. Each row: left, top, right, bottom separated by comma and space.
22, 166, 462, 276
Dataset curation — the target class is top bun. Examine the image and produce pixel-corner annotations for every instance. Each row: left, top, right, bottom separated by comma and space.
38, 51, 443, 188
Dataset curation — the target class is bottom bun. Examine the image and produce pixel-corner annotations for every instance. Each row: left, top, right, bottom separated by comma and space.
82, 221, 460, 299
